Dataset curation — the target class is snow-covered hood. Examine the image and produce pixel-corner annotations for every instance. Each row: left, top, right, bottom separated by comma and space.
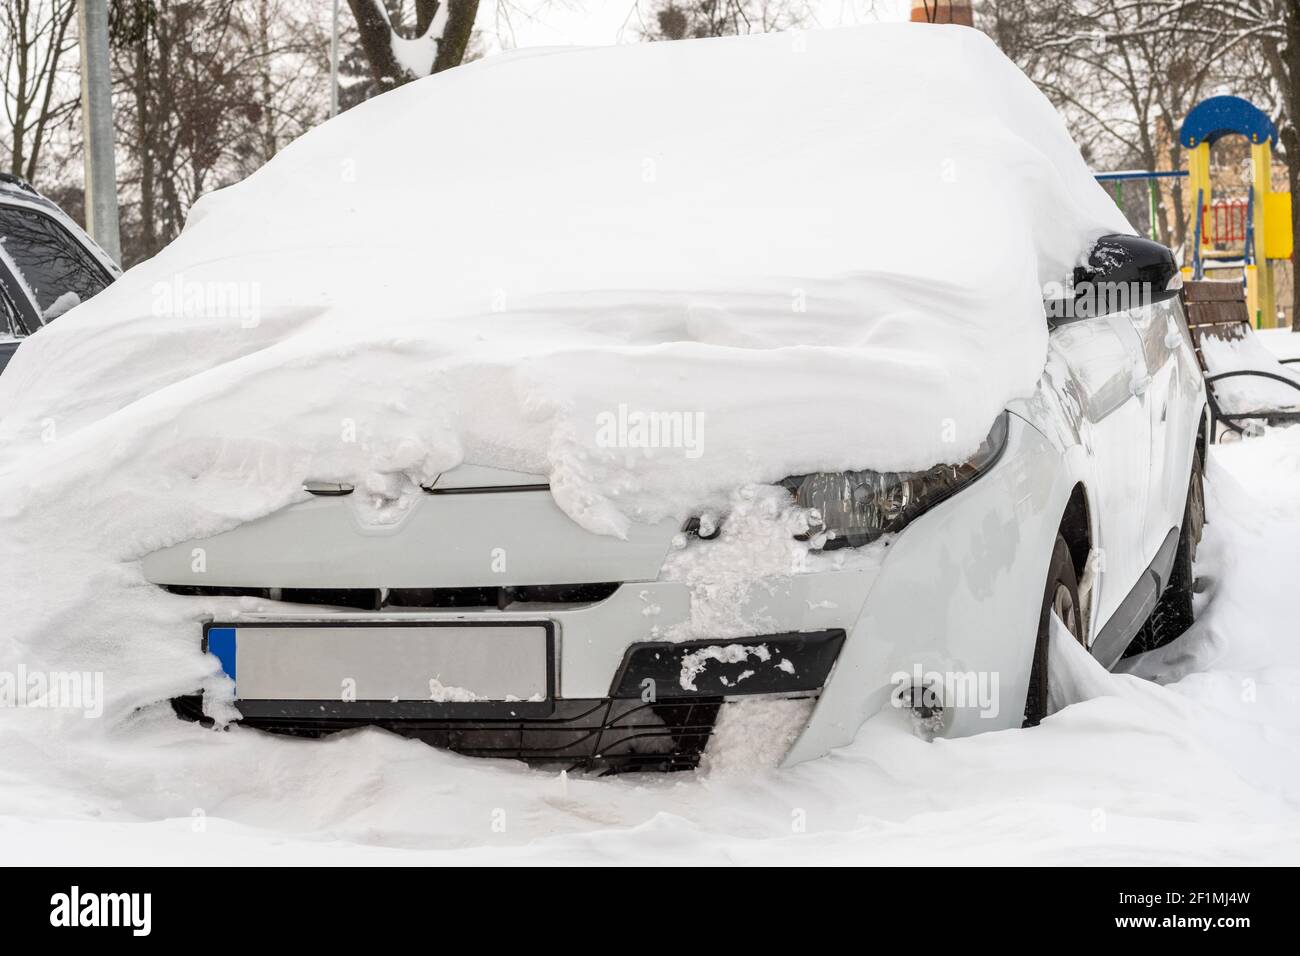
0, 23, 1129, 542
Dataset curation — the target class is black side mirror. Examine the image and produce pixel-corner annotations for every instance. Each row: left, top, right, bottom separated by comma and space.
1046, 234, 1182, 322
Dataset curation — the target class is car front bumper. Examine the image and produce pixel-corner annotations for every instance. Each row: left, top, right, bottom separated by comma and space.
181, 619, 846, 771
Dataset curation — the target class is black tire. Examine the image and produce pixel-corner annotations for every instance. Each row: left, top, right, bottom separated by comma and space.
1123, 450, 1205, 658
1023, 534, 1084, 727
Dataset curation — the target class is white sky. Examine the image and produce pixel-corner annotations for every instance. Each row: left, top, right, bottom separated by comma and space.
473, 0, 910, 53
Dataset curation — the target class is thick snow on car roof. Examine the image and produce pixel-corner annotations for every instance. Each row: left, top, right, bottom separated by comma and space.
0, 24, 1128, 538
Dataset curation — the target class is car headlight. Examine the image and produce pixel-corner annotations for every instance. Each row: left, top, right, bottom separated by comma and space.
781, 412, 1010, 550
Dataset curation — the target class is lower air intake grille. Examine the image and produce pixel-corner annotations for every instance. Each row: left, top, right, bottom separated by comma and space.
173, 696, 724, 773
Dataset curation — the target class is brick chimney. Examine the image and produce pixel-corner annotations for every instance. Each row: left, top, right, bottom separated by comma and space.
910, 0, 973, 25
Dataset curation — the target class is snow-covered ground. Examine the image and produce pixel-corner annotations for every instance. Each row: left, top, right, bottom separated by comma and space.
3, 394, 1299, 865
1259, 326, 1300, 362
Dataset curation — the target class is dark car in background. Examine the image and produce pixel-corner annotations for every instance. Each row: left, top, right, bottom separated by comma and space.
0, 173, 119, 374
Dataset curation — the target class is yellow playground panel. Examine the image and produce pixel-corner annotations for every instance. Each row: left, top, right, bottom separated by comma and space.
1182, 96, 1293, 328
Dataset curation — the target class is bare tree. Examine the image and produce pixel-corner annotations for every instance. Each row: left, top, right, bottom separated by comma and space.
239, 0, 335, 175
1, 0, 78, 182
641, 0, 809, 40
108, 0, 331, 264
347, 0, 478, 92
979, 1, 1262, 249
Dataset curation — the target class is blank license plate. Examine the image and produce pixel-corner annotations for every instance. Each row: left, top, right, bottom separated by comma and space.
205, 621, 552, 711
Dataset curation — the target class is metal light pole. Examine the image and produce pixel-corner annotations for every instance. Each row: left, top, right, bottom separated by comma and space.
78, 0, 121, 264
330, 0, 341, 117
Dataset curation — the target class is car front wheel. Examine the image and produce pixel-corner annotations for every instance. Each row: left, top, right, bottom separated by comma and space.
1023, 534, 1083, 727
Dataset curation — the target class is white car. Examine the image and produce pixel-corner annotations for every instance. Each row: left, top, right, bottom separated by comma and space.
147, 230, 1205, 769
81, 28, 1203, 771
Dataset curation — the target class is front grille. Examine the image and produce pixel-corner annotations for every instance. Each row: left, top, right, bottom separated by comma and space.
162, 582, 620, 611
173, 695, 724, 772
386, 583, 619, 609
164, 585, 382, 609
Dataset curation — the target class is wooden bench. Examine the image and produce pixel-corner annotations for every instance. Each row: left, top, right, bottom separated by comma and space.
1180, 279, 1300, 438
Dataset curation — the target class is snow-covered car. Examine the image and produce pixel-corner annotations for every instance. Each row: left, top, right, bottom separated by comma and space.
152, 233, 1206, 769
0, 26, 1207, 772
0, 174, 119, 374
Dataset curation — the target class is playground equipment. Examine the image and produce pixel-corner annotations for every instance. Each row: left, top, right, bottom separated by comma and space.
1093, 97, 1293, 329
1181, 95, 1293, 328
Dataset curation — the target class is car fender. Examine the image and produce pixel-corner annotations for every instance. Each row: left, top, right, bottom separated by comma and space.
784, 411, 1086, 765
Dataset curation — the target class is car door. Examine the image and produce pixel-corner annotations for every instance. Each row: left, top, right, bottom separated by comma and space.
0, 250, 39, 376
1048, 312, 1151, 630
0, 284, 23, 374
1126, 297, 1201, 558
